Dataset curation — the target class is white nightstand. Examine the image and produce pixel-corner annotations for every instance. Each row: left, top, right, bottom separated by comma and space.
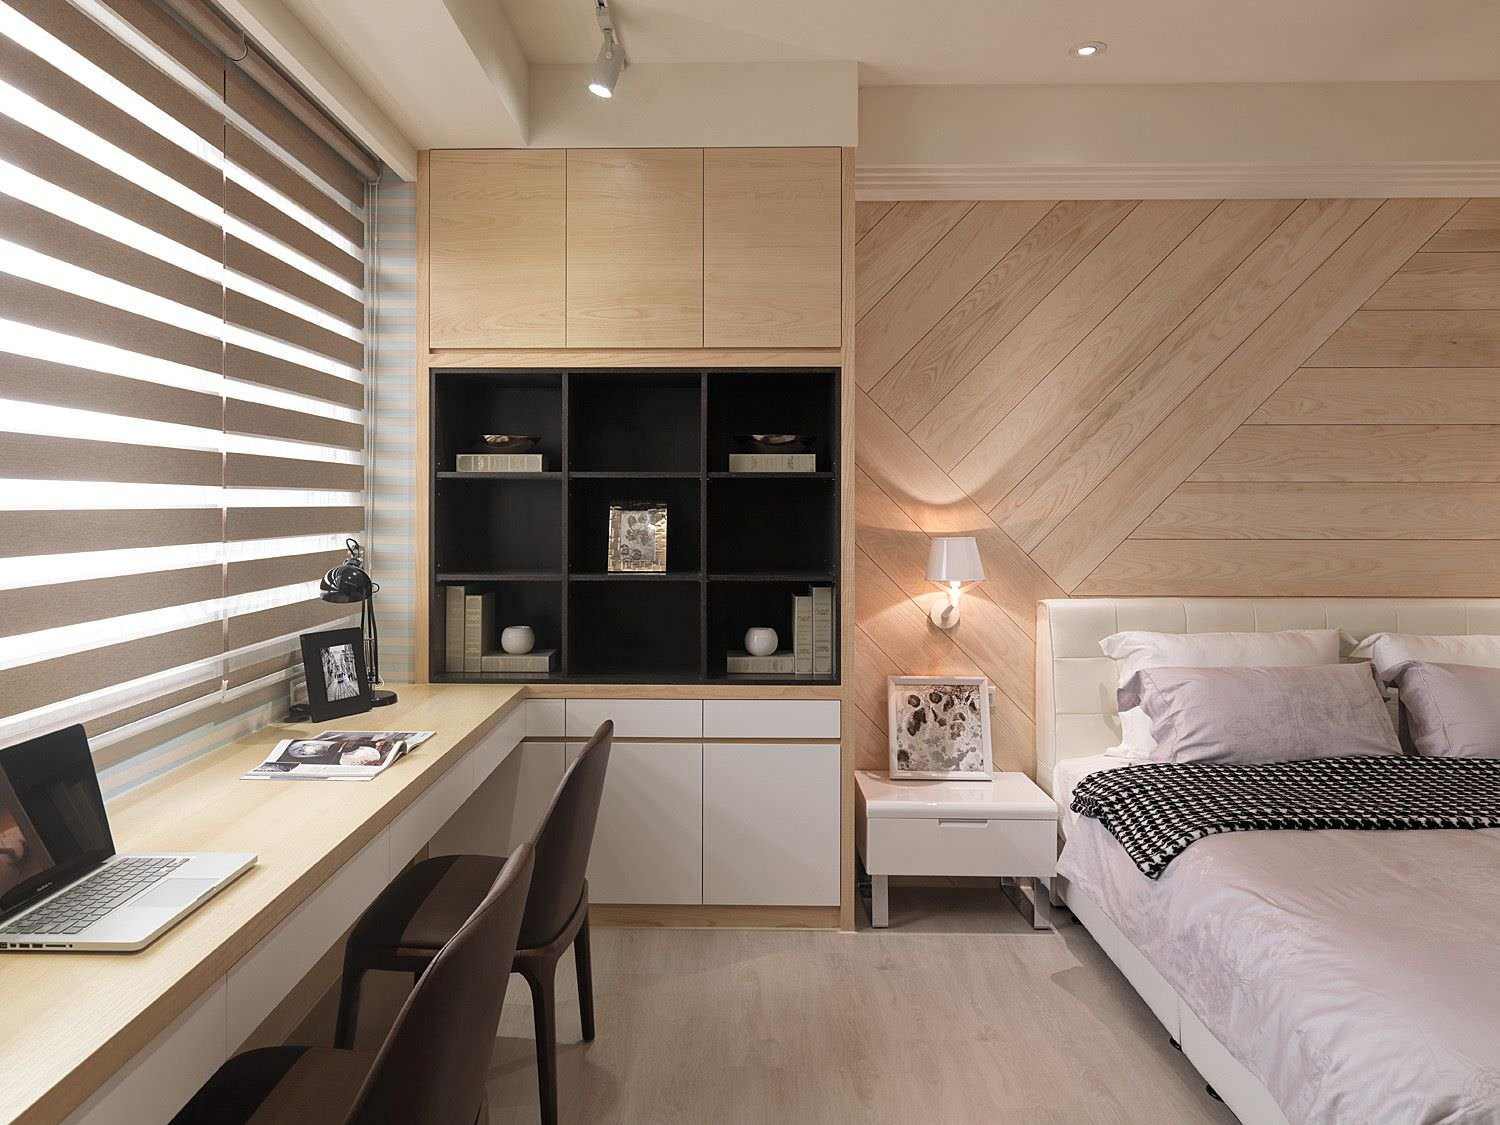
855, 770, 1058, 929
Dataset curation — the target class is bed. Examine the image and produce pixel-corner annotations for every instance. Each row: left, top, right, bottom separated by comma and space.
1037, 597, 1500, 1125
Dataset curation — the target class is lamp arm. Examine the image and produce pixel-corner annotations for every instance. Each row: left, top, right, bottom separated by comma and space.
365, 593, 381, 687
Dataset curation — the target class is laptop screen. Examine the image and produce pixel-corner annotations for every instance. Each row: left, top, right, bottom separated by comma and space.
0, 725, 115, 921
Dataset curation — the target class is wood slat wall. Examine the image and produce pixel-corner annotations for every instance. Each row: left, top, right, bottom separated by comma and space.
853, 196, 1500, 776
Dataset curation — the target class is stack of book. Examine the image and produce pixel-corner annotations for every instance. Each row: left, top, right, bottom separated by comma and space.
444, 587, 556, 675
456, 452, 543, 472
726, 585, 835, 676
727, 452, 816, 473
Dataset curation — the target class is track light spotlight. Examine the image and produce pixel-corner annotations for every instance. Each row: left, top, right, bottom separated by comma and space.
588, 0, 625, 98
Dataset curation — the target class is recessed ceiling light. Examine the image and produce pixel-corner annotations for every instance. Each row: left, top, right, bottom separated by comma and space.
1069, 41, 1107, 58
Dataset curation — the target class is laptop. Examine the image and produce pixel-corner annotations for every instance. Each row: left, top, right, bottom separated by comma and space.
0, 724, 255, 952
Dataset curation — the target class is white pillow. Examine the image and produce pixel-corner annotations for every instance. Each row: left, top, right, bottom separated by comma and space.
1349, 633, 1500, 680
1099, 628, 1345, 758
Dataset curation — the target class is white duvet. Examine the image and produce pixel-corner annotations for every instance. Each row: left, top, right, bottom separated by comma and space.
1059, 815, 1500, 1124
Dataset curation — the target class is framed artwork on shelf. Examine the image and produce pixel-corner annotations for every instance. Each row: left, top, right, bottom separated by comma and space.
300, 626, 373, 722
606, 504, 668, 573
887, 675, 993, 781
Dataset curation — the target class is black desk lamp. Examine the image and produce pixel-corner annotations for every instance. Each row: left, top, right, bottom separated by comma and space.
321, 537, 397, 707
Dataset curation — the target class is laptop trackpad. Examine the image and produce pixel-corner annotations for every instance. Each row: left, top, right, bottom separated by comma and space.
131, 878, 218, 910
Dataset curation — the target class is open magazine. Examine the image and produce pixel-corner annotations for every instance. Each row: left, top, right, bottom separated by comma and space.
242, 730, 436, 781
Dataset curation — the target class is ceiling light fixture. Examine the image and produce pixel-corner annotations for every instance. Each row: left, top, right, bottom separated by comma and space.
588, 0, 625, 98
1068, 41, 1107, 58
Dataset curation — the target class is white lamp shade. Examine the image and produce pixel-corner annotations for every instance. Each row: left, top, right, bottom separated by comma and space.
926, 536, 986, 584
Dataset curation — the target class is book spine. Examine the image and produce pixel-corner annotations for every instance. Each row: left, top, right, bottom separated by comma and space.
456, 453, 543, 473
727, 652, 797, 674
727, 453, 816, 473
480, 651, 557, 673
464, 593, 493, 672
812, 585, 833, 675
794, 595, 813, 674
445, 586, 466, 673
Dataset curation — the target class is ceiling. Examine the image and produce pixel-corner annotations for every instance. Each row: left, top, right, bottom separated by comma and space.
500, 0, 1500, 85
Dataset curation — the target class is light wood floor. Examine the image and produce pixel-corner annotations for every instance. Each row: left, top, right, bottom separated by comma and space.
482, 886, 1235, 1124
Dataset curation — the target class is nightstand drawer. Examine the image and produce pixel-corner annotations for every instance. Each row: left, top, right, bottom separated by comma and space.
861, 815, 1055, 878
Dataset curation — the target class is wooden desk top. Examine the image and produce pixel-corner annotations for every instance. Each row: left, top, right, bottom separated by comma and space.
0, 684, 526, 1125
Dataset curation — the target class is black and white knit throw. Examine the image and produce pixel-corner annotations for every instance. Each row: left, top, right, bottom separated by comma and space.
1071, 755, 1500, 879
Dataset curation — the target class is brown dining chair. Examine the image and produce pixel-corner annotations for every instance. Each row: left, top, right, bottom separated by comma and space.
171, 843, 535, 1125
335, 720, 613, 1125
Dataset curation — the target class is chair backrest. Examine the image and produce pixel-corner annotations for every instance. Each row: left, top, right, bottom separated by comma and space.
349, 843, 536, 1125
521, 719, 613, 947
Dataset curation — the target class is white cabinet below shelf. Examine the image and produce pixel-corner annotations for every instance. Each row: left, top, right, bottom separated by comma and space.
703, 742, 841, 907
568, 740, 704, 905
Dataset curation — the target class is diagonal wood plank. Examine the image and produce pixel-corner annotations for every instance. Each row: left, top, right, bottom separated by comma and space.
1250, 367, 1500, 423
992, 198, 1381, 552
1422, 199, 1500, 252
871, 200, 1138, 429
1080, 539, 1500, 597
855, 391, 1065, 637
1364, 253, 1500, 309
1190, 424, 1500, 482
1136, 482, 1500, 540
1032, 197, 1463, 589
910, 200, 1216, 470
948, 200, 1298, 510
1306, 310, 1500, 367
854, 200, 895, 244
855, 200, 973, 317
856, 201, 1054, 390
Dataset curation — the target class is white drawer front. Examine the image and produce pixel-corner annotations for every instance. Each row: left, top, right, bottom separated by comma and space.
703, 743, 840, 906
702, 699, 840, 740
389, 752, 478, 864
508, 741, 568, 852
568, 741, 703, 904
525, 697, 566, 737
65, 981, 228, 1125
864, 816, 1056, 879
226, 833, 389, 1048
472, 703, 525, 781
566, 698, 702, 739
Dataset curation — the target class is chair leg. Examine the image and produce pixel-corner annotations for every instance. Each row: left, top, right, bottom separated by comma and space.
524, 965, 559, 1125
574, 912, 596, 1043
333, 956, 365, 1050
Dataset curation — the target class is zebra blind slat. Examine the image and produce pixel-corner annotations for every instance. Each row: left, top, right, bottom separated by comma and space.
0, 508, 222, 558
0, 0, 372, 757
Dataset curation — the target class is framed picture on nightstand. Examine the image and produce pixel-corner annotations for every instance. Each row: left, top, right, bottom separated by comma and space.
887, 675, 993, 780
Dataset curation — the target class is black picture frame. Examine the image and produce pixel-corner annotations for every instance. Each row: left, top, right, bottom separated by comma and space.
299, 627, 372, 722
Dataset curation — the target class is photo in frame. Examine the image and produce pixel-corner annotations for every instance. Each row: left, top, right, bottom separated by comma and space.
299, 626, 373, 722
606, 504, 668, 573
887, 675, 993, 780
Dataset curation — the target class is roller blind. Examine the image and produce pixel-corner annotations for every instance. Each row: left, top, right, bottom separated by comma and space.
0, 0, 372, 767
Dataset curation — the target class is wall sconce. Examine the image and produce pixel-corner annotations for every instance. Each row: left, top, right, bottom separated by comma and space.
926, 536, 986, 629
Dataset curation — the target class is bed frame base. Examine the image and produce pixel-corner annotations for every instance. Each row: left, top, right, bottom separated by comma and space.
1060, 880, 1290, 1125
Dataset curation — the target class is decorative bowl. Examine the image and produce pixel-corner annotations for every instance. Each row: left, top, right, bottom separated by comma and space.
739, 434, 814, 453
481, 434, 539, 453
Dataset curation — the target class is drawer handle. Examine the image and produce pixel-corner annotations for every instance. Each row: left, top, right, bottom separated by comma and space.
937, 818, 988, 827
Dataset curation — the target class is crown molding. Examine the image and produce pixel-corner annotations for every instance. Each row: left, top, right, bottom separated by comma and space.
855, 161, 1500, 200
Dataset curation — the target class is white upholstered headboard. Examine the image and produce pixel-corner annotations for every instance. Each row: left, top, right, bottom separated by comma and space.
1035, 597, 1500, 794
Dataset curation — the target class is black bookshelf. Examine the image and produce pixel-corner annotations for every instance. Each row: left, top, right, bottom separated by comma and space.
429, 368, 841, 685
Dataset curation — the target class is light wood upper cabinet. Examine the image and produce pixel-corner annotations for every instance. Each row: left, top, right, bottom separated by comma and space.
703, 148, 842, 348
565, 149, 704, 347
428, 149, 566, 349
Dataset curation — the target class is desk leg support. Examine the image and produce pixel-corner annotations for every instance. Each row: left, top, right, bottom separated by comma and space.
871, 874, 889, 928
1032, 879, 1051, 930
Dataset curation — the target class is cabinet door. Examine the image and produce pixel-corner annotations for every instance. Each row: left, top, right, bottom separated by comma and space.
428, 740, 566, 858
703, 148, 842, 347
567, 741, 703, 904
566, 149, 703, 347
428, 149, 566, 348
703, 742, 840, 906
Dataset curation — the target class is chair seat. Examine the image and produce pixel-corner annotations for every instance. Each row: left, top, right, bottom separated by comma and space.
171, 1045, 374, 1124
353, 853, 506, 953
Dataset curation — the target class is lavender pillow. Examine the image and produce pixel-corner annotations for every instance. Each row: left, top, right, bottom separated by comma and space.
1118, 663, 1401, 765
1385, 661, 1500, 759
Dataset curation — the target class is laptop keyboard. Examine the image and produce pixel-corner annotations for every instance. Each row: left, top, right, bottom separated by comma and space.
0, 856, 189, 935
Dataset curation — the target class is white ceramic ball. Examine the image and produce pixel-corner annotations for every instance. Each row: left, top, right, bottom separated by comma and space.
744, 627, 778, 657
501, 625, 535, 655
